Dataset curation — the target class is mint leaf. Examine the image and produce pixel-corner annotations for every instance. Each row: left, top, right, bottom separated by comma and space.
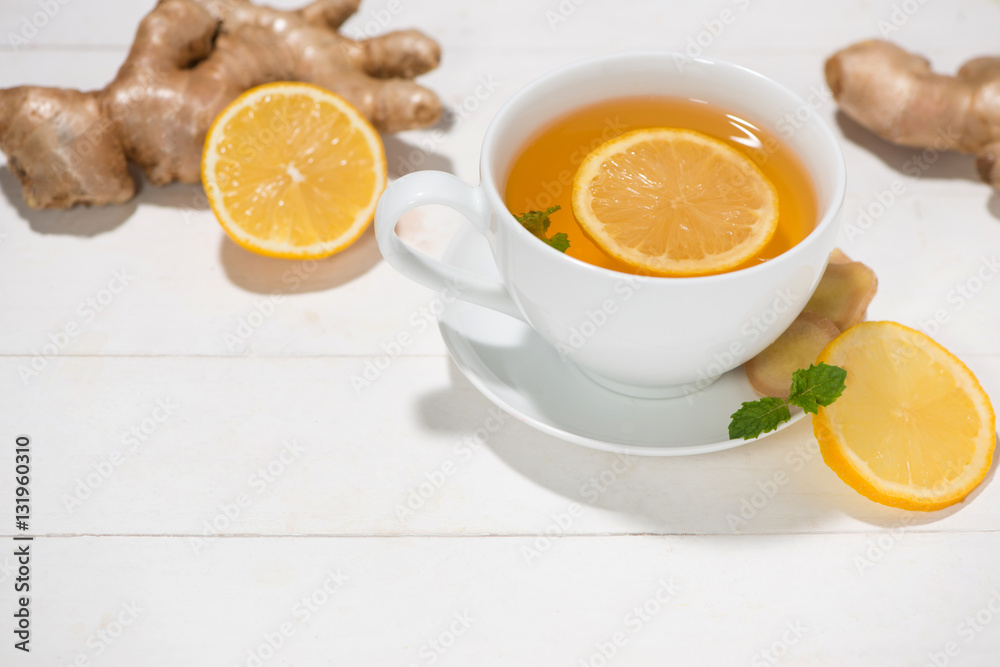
547, 232, 570, 253
728, 362, 847, 440
787, 363, 848, 415
514, 206, 557, 235
514, 206, 570, 253
728, 397, 791, 440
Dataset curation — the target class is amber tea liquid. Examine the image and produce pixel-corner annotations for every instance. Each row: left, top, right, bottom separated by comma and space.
504, 97, 818, 275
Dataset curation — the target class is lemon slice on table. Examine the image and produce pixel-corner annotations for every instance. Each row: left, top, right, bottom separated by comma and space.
571, 128, 778, 276
202, 82, 387, 259
814, 321, 996, 511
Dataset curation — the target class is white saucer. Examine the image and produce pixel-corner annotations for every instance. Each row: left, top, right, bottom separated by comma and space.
436, 225, 805, 456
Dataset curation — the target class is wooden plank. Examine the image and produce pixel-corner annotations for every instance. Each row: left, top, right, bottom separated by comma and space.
5, 533, 999, 665
2, 0, 1000, 56
2, 355, 997, 537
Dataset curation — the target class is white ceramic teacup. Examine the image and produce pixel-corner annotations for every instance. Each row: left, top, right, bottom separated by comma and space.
374, 52, 845, 398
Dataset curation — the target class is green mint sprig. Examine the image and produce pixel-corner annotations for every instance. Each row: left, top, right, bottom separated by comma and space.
729, 363, 847, 440
514, 205, 570, 252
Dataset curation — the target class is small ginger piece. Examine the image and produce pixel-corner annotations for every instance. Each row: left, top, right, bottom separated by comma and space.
825, 39, 1000, 188
805, 253, 878, 331
828, 248, 852, 265
0, 0, 443, 209
745, 250, 879, 398
745, 312, 841, 399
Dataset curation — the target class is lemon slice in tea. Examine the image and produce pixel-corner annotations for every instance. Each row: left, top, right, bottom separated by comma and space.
571, 128, 779, 276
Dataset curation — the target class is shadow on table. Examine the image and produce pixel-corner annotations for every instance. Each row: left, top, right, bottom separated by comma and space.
835, 111, 978, 183
0, 131, 457, 236
0, 163, 218, 235
416, 361, 985, 533
835, 441, 999, 528
384, 134, 456, 179
837, 111, 1000, 223
1, 133, 457, 294
988, 192, 1000, 222
0, 167, 140, 236
219, 224, 382, 295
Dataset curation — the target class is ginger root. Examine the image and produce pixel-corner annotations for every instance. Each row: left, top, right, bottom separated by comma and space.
825, 39, 1000, 188
745, 249, 878, 398
745, 311, 841, 399
804, 253, 878, 331
0, 0, 442, 209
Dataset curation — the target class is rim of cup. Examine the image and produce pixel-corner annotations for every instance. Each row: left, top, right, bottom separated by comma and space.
479, 51, 847, 284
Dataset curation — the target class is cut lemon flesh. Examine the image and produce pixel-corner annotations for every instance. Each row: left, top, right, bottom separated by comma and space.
571, 128, 778, 276
814, 321, 996, 511
203, 82, 387, 259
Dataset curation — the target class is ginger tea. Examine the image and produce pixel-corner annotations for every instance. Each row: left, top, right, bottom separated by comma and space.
504, 97, 818, 275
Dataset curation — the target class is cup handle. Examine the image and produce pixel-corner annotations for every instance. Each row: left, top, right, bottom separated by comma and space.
375, 170, 524, 321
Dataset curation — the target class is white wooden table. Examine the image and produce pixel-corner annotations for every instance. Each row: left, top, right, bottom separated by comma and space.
2, 0, 1000, 664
